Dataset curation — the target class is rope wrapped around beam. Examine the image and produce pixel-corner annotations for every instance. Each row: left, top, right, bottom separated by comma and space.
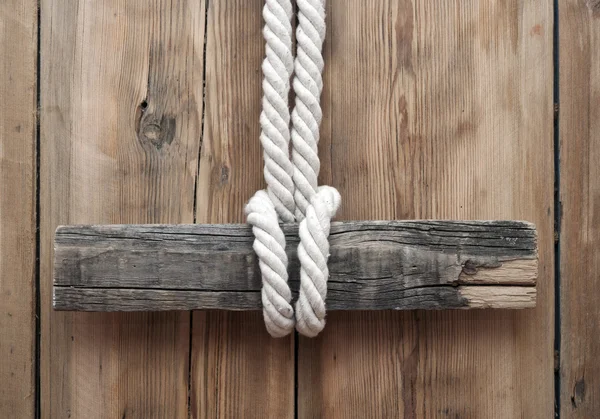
246, 0, 339, 338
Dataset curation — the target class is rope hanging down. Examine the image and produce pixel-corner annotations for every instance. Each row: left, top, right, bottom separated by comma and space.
246, 0, 340, 338
246, 0, 296, 338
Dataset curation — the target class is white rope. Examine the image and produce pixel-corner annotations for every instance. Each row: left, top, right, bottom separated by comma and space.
260, 0, 296, 222
247, 0, 339, 338
246, 191, 295, 337
291, 0, 326, 220
246, 0, 296, 337
295, 186, 340, 336
291, 0, 339, 337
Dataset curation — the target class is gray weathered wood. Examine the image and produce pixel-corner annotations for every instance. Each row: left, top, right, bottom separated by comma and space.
53, 220, 537, 311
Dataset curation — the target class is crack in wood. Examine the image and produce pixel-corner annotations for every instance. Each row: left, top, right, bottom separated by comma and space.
53, 220, 537, 312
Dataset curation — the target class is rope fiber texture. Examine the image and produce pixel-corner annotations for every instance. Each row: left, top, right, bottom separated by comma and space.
291, 0, 340, 337
245, 0, 296, 338
246, 0, 340, 338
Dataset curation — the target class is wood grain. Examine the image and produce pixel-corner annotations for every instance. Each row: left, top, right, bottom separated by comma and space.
52, 221, 538, 311
298, 0, 554, 417
560, 1, 600, 416
53, 285, 537, 312
0, 0, 37, 417
40, 0, 205, 417
190, 1, 294, 417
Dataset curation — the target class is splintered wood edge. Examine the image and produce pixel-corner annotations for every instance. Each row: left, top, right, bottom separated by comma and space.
458, 259, 538, 284
459, 286, 536, 308
53, 220, 538, 312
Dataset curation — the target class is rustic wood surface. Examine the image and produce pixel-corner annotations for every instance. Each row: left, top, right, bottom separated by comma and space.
189, 1, 294, 417
40, 1, 205, 418
296, 0, 554, 418
0, 0, 37, 417
32, 0, 562, 417
53, 221, 538, 311
560, 1, 600, 416
54, 286, 537, 312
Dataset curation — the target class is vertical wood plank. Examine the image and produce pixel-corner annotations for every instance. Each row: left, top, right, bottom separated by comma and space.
40, 1, 205, 417
560, 1, 600, 416
0, 0, 37, 417
190, 1, 294, 417
299, 0, 554, 417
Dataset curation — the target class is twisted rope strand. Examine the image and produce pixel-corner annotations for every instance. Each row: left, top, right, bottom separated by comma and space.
295, 186, 340, 336
248, 0, 339, 338
246, 0, 296, 337
261, 0, 296, 222
246, 191, 295, 337
291, 0, 341, 337
291, 0, 326, 220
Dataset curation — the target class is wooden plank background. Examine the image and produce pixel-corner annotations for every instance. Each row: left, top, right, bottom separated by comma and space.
190, 2, 294, 416
560, 0, 600, 416
40, 0, 205, 417
297, 0, 554, 417
5, 0, 600, 417
0, 0, 37, 417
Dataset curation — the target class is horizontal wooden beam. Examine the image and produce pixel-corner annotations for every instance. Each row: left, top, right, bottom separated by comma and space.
53, 220, 538, 311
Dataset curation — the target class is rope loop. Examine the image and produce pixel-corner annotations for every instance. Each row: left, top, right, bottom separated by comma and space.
248, 0, 339, 338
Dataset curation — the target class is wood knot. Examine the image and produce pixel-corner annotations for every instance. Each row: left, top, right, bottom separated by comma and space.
588, 0, 600, 16
462, 260, 479, 275
220, 166, 230, 185
135, 100, 176, 149
461, 259, 502, 276
571, 378, 586, 408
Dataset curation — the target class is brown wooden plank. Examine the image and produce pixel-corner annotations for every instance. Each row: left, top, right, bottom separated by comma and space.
189, 1, 294, 417
298, 0, 554, 417
52, 221, 538, 311
0, 0, 37, 417
560, 1, 600, 416
40, 0, 205, 417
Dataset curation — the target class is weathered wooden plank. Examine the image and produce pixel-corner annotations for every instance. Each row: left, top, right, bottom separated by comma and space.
40, 0, 205, 418
53, 286, 536, 312
190, 1, 294, 417
560, 0, 600, 416
0, 0, 37, 417
298, 0, 554, 418
52, 221, 537, 311
54, 221, 537, 288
